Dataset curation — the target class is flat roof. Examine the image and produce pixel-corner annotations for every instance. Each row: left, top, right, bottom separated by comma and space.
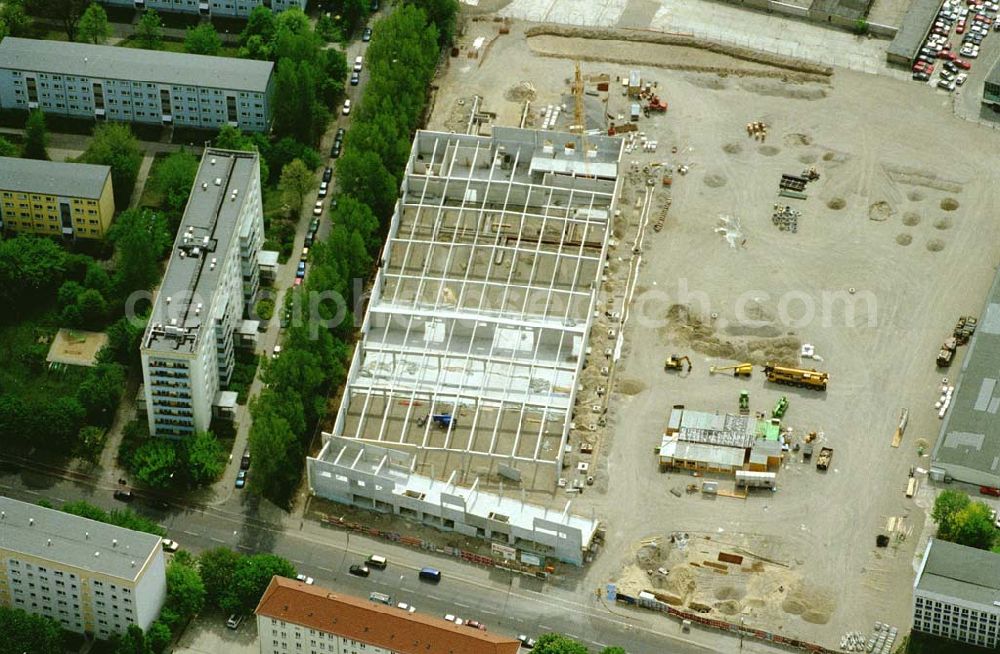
0, 37, 273, 92
886, 0, 941, 62
933, 265, 1000, 480
659, 438, 747, 468
143, 149, 258, 356
0, 495, 161, 582
988, 60, 1000, 86
256, 577, 520, 654
0, 156, 110, 199
331, 127, 623, 477
915, 539, 1000, 606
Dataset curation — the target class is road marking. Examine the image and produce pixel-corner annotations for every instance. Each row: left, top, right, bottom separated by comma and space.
55, 497, 66, 503
481, 610, 496, 615
23, 489, 38, 495
183, 530, 199, 536
591, 642, 607, 649
237, 544, 252, 551
292, 559, 305, 565
539, 624, 552, 631
318, 567, 334, 573
210, 537, 225, 543
455, 601, 470, 608
566, 633, 580, 639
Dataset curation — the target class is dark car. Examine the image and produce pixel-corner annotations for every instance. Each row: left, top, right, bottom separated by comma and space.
370, 0, 379, 11
350, 71, 360, 86
336, 127, 346, 140
235, 470, 247, 489
418, 567, 441, 583
113, 489, 134, 502
322, 167, 333, 183
240, 449, 250, 470
349, 564, 370, 577
518, 635, 536, 649
362, 27, 372, 42
330, 141, 342, 157
304, 233, 314, 247
912, 71, 930, 81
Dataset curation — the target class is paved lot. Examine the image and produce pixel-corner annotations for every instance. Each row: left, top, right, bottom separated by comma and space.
174, 612, 258, 654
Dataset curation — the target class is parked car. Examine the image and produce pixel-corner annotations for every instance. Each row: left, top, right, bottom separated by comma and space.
465, 619, 486, 631
331, 141, 342, 158
349, 564, 370, 577
362, 27, 372, 41
518, 635, 537, 649
161, 539, 180, 552
235, 470, 247, 488
304, 233, 314, 248
353, 55, 363, 72
956, 57, 972, 68
397, 602, 416, 614
336, 127, 346, 141
938, 78, 957, 91
296, 262, 306, 278
313, 201, 324, 216
419, 567, 441, 583
296, 574, 315, 585
240, 448, 250, 470
301, 247, 310, 261
366, 554, 387, 569
444, 614, 464, 625
913, 71, 931, 81
370, 0, 379, 11
113, 490, 134, 502
323, 167, 333, 183
350, 71, 360, 86
342, 99, 352, 115
226, 614, 244, 630
272, 345, 282, 359
956, 72, 969, 85
318, 181, 328, 198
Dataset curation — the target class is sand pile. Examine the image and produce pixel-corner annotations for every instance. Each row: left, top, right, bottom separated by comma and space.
662, 304, 801, 366
504, 81, 536, 102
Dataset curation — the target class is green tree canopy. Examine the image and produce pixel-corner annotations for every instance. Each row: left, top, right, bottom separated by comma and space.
151, 148, 199, 219
533, 633, 590, 654
24, 0, 88, 40
405, 0, 458, 46
222, 553, 296, 614
145, 621, 172, 654
131, 439, 178, 487
76, 362, 125, 427
953, 501, 997, 550
77, 3, 111, 44
134, 9, 163, 49
78, 122, 143, 206
184, 22, 222, 55
240, 5, 276, 48
60, 501, 165, 535
278, 158, 316, 213
0, 136, 17, 157
181, 431, 226, 485
933, 490, 971, 541
1, 1, 33, 38
0, 605, 65, 654
112, 624, 148, 654
108, 208, 169, 295
198, 547, 241, 606
166, 557, 206, 618
336, 149, 398, 220
23, 109, 49, 160
0, 235, 67, 314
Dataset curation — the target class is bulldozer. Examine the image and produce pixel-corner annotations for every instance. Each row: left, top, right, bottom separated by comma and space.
664, 355, 692, 372
738, 390, 750, 415
709, 363, 752, 377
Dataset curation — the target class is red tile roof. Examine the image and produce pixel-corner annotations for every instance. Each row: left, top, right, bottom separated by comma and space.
255, 577, 521, 654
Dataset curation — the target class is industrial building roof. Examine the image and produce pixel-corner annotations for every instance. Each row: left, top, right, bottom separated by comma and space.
0, 37, 273, 92
142, 149, 258, 356
255, 577, 521, 654
659, 438, 748, 469
666, 408, 760, 448
886, 0, 941, 63
329, 127, 623, 484
0, 495, 161, 582
988, 60, 1000, 87
0, 156, 111, 200
932, 265, 1000, 483
914, 539, 1000, 607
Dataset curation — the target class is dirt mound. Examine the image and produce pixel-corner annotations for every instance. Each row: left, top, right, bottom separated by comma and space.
940, 198, 959, 211
934, 218, 953, 230
883, 165, 964, 194
868, 201, 894, 222
758, 145, 780, 156
723, 143, 743, 154
902, 212, 920, 226
663, 305, 800, 365
827, 197, 846, 210
927, 238, 945, 252
798, 153, 818, 164
704, 173, 727, 188
619, 379, 646, 395
907, 190, 925, 201
686, 74, 730, 90
783, 133, 813, 146
504, 81, 536, 102
740, 79, 828, 100
715, 599, 742, 615
782, 581, 835, 624
715, 585, 747, 601
896, 234, 912, 246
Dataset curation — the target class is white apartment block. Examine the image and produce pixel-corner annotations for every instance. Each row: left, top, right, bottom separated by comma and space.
912, 538, 1000, 648
255, 577, 521, 654
0, 496, 166, 640
141, 148, 264, 438
103, 0, 306, 18
0, 38, 274, 132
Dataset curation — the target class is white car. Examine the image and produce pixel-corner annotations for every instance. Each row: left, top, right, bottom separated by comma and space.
272, 345, 282, 359
353, 55, 363, 72
956, 72, 968, 85
397, 602, 416, 613
296, 574, 314, 585
313, 200, 324, 216
342, 99, 352, 116
938, 78, 957, 91
444, 614, 464, 625
318, 181, 328, 198
161, 539, 179, 552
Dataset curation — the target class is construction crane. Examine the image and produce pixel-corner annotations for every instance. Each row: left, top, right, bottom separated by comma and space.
571, 61, 585, 134
709, 363, 753, 377
664, 355, 692, 373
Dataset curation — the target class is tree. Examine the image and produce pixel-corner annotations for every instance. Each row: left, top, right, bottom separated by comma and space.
99, 315, 148, 368
145, 621, 172, 654
271, 58, 321, 143
134, 9, 163, 50
0, 236, 66, 312
108, 208, 169, 296
405, 0, 459, 46
332, 195, 380, 253
23, 109, 49, 160
533, 633, 590, 654
278, 158, 316, 214
601, 648, 627, 654
0, 136, 17, 157
77, 3, 111, 44
166, 558, 206, 618
77, 425, 107, 461
953, 501, 997, 550
181, 431, 225, 484
933, 490, 971, 541
77, 363, 125, 426
337, 149, 399, 220
78, 122, 143, 207
112, 624, 148, 654
151, 149, 199, 213
1, 1, 33, 38
223, 553, 296, 614
198, 547, 241, 606
240, 5, 276, 47
184, 23, 221, 55
248, 398, 303, 504
315, 13, 343, 42
24, 0, 88, 41
0, 605, 64, 654
131, 439, 178, 487
77, 288, 108, 327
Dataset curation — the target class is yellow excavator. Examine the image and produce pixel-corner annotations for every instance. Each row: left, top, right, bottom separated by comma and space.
664, 355, 692, 372
709, 363, 753, 377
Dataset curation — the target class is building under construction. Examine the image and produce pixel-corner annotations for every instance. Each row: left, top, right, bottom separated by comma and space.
657, 406, 784, 476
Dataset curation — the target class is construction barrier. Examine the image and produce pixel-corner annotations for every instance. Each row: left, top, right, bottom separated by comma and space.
321, 514, 545, 578
621, 592, 839, 654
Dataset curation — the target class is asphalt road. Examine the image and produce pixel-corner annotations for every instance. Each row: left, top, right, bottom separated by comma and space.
0, 454, 742, 654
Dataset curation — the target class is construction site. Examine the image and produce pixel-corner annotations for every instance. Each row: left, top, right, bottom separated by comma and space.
416, 10, 1000, 650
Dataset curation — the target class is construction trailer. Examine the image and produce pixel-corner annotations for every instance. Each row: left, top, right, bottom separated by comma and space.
735, 470, 777, 489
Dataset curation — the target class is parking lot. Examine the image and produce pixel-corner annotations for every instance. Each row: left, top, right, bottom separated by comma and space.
174, 611, 258, 654
910, 0, 999, 90
428, 18, 1000, 649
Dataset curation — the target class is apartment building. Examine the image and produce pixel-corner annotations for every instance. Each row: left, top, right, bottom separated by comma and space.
101, 0, 306, 18
984, 62, 1000, 110
0, 38, 274, 132
140, 148, 264, 438
255, 577, 521, 654
912, 538, 1000, 648
0, 157, 115, 239
0, 496, 166, 640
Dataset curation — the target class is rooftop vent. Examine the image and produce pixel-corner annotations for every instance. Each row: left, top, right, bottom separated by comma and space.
1, 511, 5, 519
112, 539, 118, 547
131, 560, 136, 568
214, 177, 222, 186
202, 236, 209, 246
202, 182, 208, 190
47, 539, 52, 546
166, 296, 171, 304
28, 518, 34, 526
211, 158, 217, 165
85, 532, 89, 539
94, 551, 100, 557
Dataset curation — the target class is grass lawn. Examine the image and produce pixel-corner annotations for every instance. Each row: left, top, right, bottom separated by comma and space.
0, 315, 89, 406
117, 37, 239, 58
137, 151, 172, 210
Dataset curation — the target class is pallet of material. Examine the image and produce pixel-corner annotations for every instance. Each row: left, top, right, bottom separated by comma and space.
702, 560, 729, 573
778, 189, 808, 200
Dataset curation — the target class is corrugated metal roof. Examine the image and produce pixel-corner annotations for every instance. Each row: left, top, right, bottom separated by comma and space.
916, 539, 1000, 606
886, 0, 941, 62
0, 37, 273, 92
0, 157, 110, 199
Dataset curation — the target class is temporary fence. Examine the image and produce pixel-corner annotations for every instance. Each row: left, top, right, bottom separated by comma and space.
615, 591, 840, 654
321, 514, 547, 578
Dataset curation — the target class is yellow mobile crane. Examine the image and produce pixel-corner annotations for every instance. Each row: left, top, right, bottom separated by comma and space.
709, 363, 753, 377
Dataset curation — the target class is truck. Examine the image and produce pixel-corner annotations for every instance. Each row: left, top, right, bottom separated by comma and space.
816, 447, 833, 471
762, 363, 828, 390
937, 336, 957, 368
